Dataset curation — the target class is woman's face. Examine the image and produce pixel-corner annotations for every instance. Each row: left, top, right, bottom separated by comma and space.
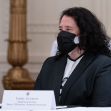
59, 15, 80, 36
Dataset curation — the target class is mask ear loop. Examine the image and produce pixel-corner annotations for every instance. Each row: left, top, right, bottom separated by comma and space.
73, 36, 79, 44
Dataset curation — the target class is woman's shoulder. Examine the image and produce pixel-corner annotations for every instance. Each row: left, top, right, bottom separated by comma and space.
43, 55, 67, 65
44, 56, 55, 62
43, 56, 59, 64
97, 54, 111, 61
95, 54, 111, 65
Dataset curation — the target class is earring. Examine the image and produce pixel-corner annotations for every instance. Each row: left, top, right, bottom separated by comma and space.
74, 36, 79, 44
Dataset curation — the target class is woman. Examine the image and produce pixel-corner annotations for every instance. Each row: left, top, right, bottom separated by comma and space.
35, 7, 111, 107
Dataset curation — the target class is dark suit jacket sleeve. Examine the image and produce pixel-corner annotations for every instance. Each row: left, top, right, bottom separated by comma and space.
34, 57, 53, 90
91, 58, 111, 106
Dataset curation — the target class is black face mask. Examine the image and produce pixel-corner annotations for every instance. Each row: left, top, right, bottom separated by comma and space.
57, 31, 79, 55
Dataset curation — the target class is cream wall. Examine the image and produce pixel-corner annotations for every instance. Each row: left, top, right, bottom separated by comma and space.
0, 0, 111, 102
27, 0, 111, 62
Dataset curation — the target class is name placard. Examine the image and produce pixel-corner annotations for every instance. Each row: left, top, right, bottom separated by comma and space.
2, 90, 56, 110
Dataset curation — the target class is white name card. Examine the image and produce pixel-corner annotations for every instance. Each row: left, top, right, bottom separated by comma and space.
2, 90, 56, 110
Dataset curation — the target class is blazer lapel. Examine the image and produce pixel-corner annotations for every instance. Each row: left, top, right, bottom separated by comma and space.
60, 53, 97, 104
51, 55, 67, 104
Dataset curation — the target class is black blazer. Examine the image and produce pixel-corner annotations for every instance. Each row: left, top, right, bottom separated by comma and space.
35, 53, 111, 107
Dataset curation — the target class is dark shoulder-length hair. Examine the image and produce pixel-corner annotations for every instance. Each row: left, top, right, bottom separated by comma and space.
59, 7, 111, 56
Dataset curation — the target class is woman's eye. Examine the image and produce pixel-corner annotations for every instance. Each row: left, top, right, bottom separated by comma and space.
59, 28, 62, 31
66, 29, 71, 31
